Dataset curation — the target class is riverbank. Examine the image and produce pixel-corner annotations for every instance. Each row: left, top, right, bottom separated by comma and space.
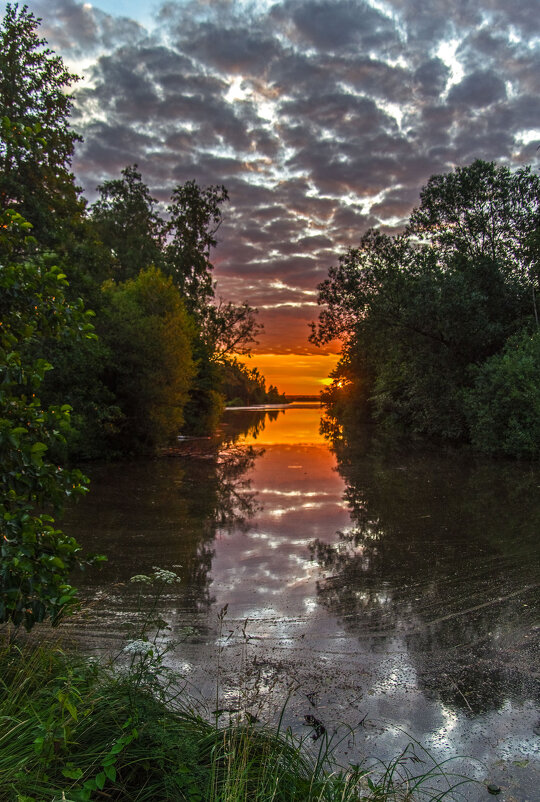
0, 640, 475, 801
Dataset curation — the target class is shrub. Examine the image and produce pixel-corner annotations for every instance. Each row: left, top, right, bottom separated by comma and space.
464, 330, 540, 458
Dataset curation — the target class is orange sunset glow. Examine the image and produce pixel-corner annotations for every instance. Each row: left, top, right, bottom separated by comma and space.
236, 405, 328, 446
237, 353, 340, 396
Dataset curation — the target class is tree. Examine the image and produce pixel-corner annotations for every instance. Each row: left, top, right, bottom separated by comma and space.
313, 160, 540, 452
0, 4, 83, 248
201, 299, 263, 358
408, 159, 540, 327
165, 180, 228, 315
408, 160, 539, 278
0, 209, 97, 629
90, 165, 166, 282
100, 268, 196, 452
219, 358, 286, 406
87, 165, 264, 439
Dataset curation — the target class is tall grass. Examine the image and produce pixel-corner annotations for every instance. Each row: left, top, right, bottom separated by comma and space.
0, 640, 475, 802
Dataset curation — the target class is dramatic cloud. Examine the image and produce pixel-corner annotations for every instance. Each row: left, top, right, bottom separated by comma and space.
7, 0, 540, 354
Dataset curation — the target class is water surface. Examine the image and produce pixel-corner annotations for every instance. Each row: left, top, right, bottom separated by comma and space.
64, 404, 540, 798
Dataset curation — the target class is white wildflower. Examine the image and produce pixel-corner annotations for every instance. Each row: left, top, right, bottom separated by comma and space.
130, 574, 152, 584
179, 626, 197, 637
152, 567, 181, 584
123, 639, 154, 655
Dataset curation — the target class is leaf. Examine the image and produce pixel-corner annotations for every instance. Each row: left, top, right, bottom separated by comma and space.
30, 442, 47, 453
95, 771, 106, 790
110, 741, 125, 755
64, 698, 78, 720
62, 766, 84, 780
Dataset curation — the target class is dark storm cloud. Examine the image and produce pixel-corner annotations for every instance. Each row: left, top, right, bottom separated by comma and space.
371, 186, 420, 220
280, 91, 398, 138
74, 121, 156, 180
276, 0, 399, 54
482, 0, 540, 35
180, 22, 281, 75
447, 70, 507, 107
413, 58, 450, 98
17, 0, 540, 353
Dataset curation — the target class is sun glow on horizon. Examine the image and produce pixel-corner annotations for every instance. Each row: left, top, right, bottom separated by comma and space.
237, 352, 340, 396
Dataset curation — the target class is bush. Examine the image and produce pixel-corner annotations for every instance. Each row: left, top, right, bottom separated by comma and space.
100, 268, 196, 452
0, 210, 96, 629
464, 330, 540, 458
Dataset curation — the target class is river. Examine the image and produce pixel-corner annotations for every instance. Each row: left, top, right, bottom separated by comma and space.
63, 403, 540, 799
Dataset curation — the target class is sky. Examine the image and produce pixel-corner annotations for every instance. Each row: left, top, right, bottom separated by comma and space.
4, 0, 539, 392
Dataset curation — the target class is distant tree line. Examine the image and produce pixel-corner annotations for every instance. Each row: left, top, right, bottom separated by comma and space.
312, 159, 540, 459
221, 359, 286, 407
0, 4, 280, 628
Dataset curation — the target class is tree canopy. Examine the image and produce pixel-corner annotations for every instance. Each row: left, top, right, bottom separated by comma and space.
90, 165, 165, 282
100, 268, 196, 452
313, 160, 540, 457
0, 3, 82, 247
165, 180, 229, 315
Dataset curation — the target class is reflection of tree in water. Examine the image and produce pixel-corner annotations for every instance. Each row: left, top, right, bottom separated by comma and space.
311, 414, 540, 715
171, 443, 262, 611
68, 417, 263, 616
221, 408, 283, 444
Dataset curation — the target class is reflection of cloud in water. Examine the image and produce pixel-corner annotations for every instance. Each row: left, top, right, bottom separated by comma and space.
259, 489, 333, 497
211, 444, 347, 612
65, 406, 540, 799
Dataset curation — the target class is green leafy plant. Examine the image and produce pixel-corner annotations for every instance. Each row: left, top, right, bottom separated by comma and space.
464, 330, 540, 458
0, 209, 101, 629
0, 629, 476, 802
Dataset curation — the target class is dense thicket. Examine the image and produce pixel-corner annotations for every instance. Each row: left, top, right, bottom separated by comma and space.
313, 160, 540, 458
0, 206, 99, 628
100, 268, 196, 452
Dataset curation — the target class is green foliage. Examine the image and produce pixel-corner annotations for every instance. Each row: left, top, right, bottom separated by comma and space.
182, 338, 226, 435
38, 332, 121, 461
165, 180, 229, 316
100, 267, 196, 452
0, 0, 273, 459
87, 167, 263, 441
90, 165, 166, 282
0, 210, 97, 629
313, 160, 540, 456
0, 641, 473, 801
408, 160, 539, 283
0, 3, 83, 248
464, 330, 540, 459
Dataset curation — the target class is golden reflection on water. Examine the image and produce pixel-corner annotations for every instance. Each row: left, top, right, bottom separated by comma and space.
234, 404, 326, 446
